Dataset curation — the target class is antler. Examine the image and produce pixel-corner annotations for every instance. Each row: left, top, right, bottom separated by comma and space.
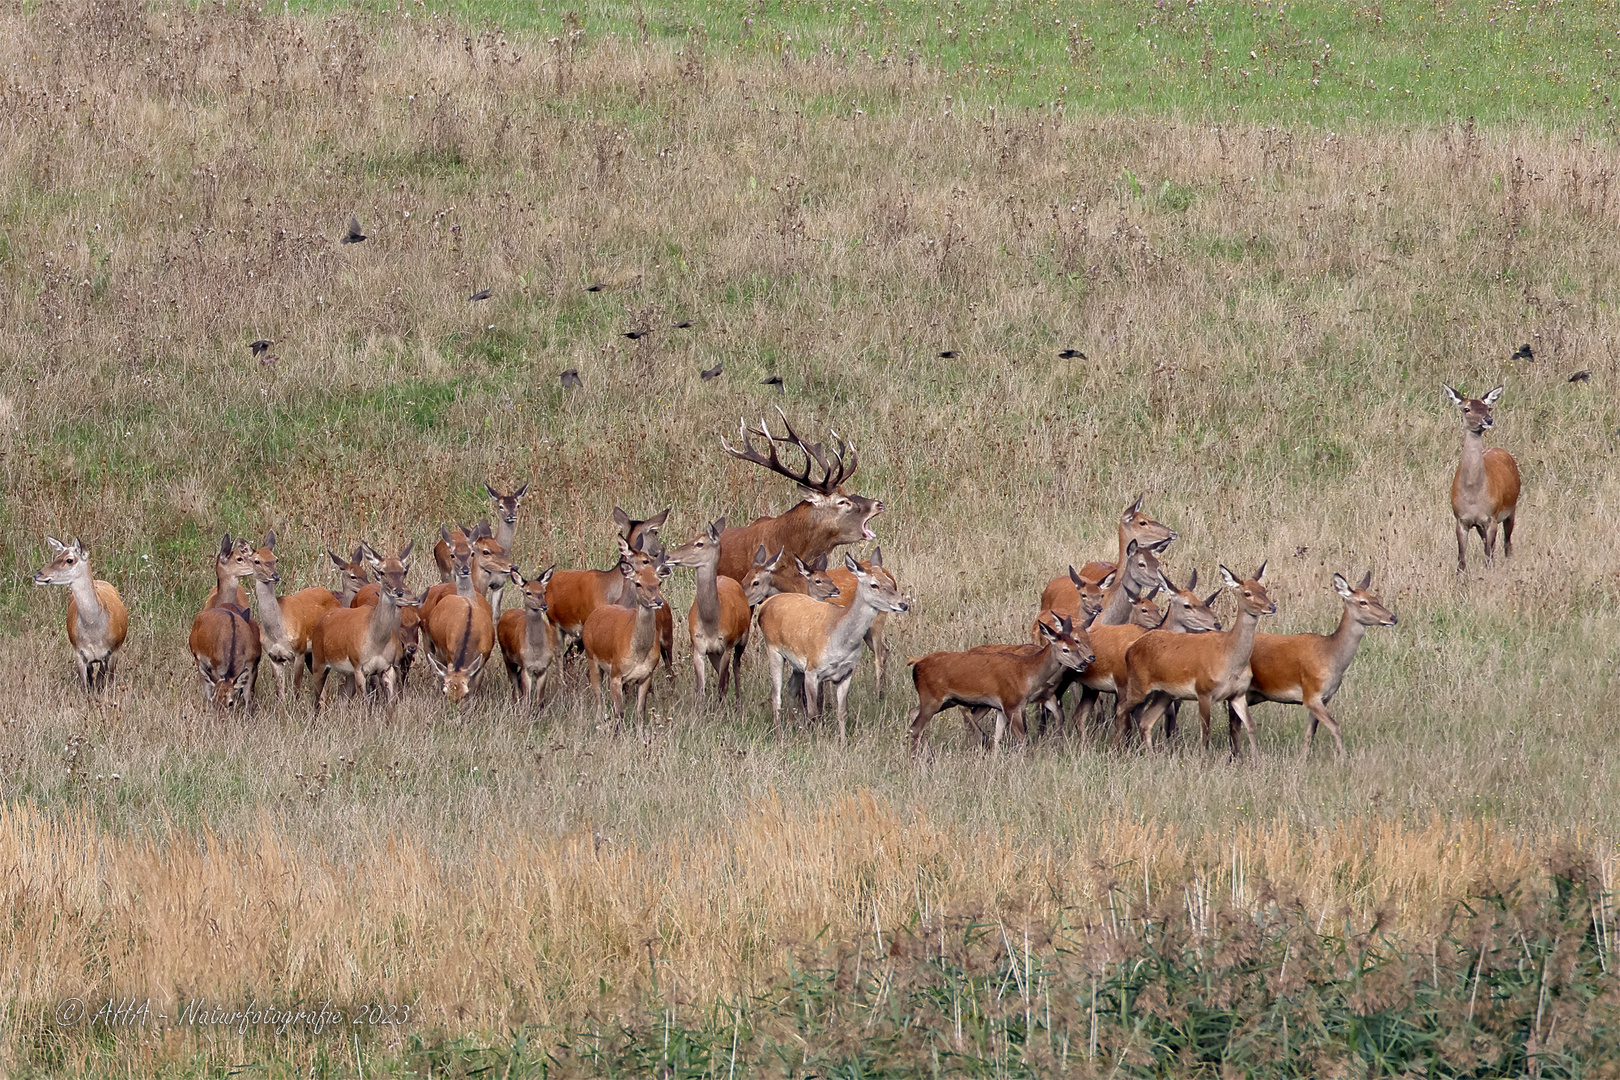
720, 407, 859, 494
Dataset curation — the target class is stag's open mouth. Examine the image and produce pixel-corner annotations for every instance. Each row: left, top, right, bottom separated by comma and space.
862, 502, 884, 540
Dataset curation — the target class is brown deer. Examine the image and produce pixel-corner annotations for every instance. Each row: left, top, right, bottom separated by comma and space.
33, 536, 129, 699
666, 518, 752, 702
741, 546, 842, 608
188, 605, 261, 710
485, 482, 529, 553
328, 546, 371, 605
203, 534, 255, 609
244, 531, 340, 699
309, 541, 418, 712
907, 615, 1095, 752
1029, 565, 1111, 641
1443, 385, 1521, 571
1115, 564, 1276, 756
1037, 496, 1177, 627
716, 410, 883, 584
497, 566, 559, 708
756, 553, 910, 741
423, 578, 495, 707
1234, 572, 1397, 757
546, 508, 670, 661
582, 540, 669, 727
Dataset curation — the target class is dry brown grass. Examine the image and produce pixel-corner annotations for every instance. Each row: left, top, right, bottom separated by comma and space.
1, 0, 1620, 1068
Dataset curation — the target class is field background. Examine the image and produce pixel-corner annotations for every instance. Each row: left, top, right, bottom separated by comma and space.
3, 0, 1620, 1075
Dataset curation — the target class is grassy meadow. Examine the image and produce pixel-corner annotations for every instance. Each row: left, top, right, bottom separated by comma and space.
3, 0, 1620, 1074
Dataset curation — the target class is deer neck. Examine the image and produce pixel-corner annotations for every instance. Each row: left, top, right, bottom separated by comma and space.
365, 591, 402, 657
630, 599, 660, 658
1324, 604, 1370, 677
453, 573, 479, 601
771, 501, 837, 561
826, 580, 884, 657
1219, 605, 1263, 680
1095, 578, 1134, 627
251, 576, 291, 645
1458, 427, 1488, 486
213, 561, 241, 606
524, 607, 553, 654
67, 567, 108, 634
692, 559, 722, 632
494, 518, 516, 554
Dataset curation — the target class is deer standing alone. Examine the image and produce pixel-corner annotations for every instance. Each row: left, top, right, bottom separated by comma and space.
1443, 384, 1520, 572
33, 536, 128, 699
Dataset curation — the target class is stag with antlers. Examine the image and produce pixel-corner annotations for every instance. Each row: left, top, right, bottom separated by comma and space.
716, 409, 885, 585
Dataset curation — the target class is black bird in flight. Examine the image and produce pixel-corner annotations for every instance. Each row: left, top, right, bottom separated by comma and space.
340, 217, 367, 244
470, 288, 491, 302
760, 375, 785, 392
938, 350, 958, 359
585, 283, 606, 292
672, 321, 694, 329
701, 362, 723, 381
560, 369, 583, 389
1569, 369, 1591, 383
1058, 349, 1087, 360
1511, 343, 1535, 363
624, 331, 646, 340
249, 339, 274, 358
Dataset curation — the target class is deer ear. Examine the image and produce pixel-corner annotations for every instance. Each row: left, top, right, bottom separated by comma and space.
1099, 570, 1116, 590
1124, 539, 1139, 558
1219, 565, 1240, 589
1359, 570, 1373, 590
619, 560, 635, 578
1254, 561, 1267, 582
844, 552, 861, 573
753, 544, 769, 566
1186, 568, 1197, 590
219, 533, 234, 556
351, 545, 364, 564
1441, 384, 1464, 406
484, 483, 497, 498
513, 482, 528, 499
1068, 565, 1084, 587
1037, 619, 1058, 643
1140, 586, 1159, 602
794, 556, 812, 574
45, 536, 65, 552
329, 550, 345, 568
768, 548, 784, 570
1482, 385, 1504, 407
467, 653, 487, 679
645, 508, 670, 531
1203, 590, 1221, 608
869, 547, 882, 567
423, 650, 447, 677
1126, 493, 1144, 516
617, 537, 636, 560
711, 516, 726, 536
1333, 573, 1352, 598
538, 565, 555, 588
263, 530, 276, 550
399, 540, 414, 562
440, 524, 453, 544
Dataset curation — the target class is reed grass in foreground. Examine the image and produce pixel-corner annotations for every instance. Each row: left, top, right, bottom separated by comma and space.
1, 2, 1620, 1073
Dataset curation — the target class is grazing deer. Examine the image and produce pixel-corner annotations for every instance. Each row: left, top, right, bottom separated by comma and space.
1235, 572, 1397, 757
1443, 385, 1521, 571
309, 541, 418, 712
245, 531, 340, 700
328, 546, 371, 605
33, 536, 128, 699
1116, 564, 1276, 756
907, 615, 1095, 752
1037, 495, 1177, 627
582, 540, 669, 727
546, 508, 670, 658
799, 549, 901, 694
203, 534, 255, 609
188, 604, 261, 710
742, 546, 842, 608
1073, 571, 1222, 735
667, 518, 752, 702
716, 410, 884, 583
756, 553, 910, 741
497, 566, 559, 708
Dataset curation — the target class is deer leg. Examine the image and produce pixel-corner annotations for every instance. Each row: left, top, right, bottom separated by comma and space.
866, 626, 888, 698
1135, 696, 1168, 749
1305, 699, 1345, 758
768, 649, 786, 739
718, 643, 739, 701
1484, 521, 1499, 561
609, 677, 627, 723
1502, 513, 1515, 557
802, 672, 822, 727
1114, 687, 1146, 749
909, 699, 943, 753
1230, 696, 1259, 759
833, 677, 853, 743
692, 648, 708, 700
1455, 520, 1469, 572
635, 677, 652, 729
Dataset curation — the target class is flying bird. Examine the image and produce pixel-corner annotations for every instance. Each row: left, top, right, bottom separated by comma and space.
560, 369, 583, 389
469, 288, 491, 302
585, 283, 606, 292
1058, 348, 1087, 360
249, 339, 274, 358
672, 321, 694, 329
1512, 343, 1535, 363
938, 350, 958, 359
624, 331, 646, 340
760, 375, 784, 392
340, 217, 367, 245
701, 362, 723, 381
1569, 369, 1591, 383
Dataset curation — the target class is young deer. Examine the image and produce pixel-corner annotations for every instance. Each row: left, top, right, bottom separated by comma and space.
666, 518, 752, 702
328, 546, 371, 605
203, 534, 255, 609
716, 411, 884, 583
351, 577, 422, 690
582, 540, 669, 727
756, 553, 910, 742
1037, 495, 1177, 627
1235, 572, 1397, 758
497, 566, 559, 708
1030, 565, 1111, 641
546, 508, 670, 658
429, 522, 516, 612
1443, 385, 1521, 571
245, 531, 340, 700
1116, 564, 1276, 756
741, 547, 842, 608
908, 615, 1095, 752
1074, 571, 1222, 736
33, 536, 129, 699
188, 604, 261, 710
309, 541, 418, 712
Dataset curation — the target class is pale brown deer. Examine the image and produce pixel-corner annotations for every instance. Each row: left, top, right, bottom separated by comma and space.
309, 541, 418, 711
1037, 496, 1177, 627
1443, 385, 1521, 571
666, 518, 752, 702
497, 566, 559, 708
1115, 564, 1276, 756
1234, 572, 1397, 757
245, 531, 340, 699
33, 536, 129, 699
756, 554, 910, 741
582, 541, 669, 727
802, 548, 901, 694
907, 615, 1095, 752
716, 410, 883, 584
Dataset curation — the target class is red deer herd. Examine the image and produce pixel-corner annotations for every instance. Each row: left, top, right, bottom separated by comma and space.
33, 387, 1519, 755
